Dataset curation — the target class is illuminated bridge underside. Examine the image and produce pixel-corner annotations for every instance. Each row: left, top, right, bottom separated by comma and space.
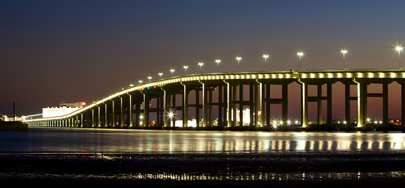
24, 69, 405, 129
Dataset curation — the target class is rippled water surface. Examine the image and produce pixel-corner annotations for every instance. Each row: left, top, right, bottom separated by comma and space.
1, 127, 404, 153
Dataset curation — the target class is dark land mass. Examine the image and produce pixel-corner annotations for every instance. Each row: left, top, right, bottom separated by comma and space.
0, 151, 405, 187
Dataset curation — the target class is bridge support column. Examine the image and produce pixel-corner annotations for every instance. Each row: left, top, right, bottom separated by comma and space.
128, 93, 133, 128
104, 103, 108, 127
239, 84, 243, 127
120, 97, 124, 127
250, 84, 254, 127
402, 84, 405, 126
91, 109, 95, 127
182, 84, 188, 128
345, 84, 350, 124
383, 82, 389, 126
225, 82, 231, 127
259, 82, 264, 127
317, 85, 322, 125
98, 106, 101, 127
110, 100, 115, 127
202, 83, 207, 127
144, 93, 150, 127
282, 83, 289, 124
163, 90, 168, 127
195, 88, 200, 128
171, 92, 176, 127
232, 84, 237, 127
81, 114, 84, 127
327, 83, 332, 126
135, 100, 141, 127
255, 83, 260, 127
357, 81, 366, 127
209, 89, 213, 127
301, 82, 308, 127
218, 85, 223, 127
265, 84, 270, 127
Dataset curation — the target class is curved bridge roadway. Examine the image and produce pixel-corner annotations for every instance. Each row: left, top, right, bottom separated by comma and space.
24, 69, 405, 130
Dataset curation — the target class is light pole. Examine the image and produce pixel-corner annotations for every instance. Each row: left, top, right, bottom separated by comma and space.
183, 65, 188, 74
263, 54, 269, 71
170, 69, 175, 76
148, 76, 152, 82
215, 59, 221, 72
158, 72, 163, 78
341, 50, 347, 70
297, 52, 304, 70
139, 80, 143, 84
396, 46, 403, 69
198, 62, 204, 73
236, 57, 241, 72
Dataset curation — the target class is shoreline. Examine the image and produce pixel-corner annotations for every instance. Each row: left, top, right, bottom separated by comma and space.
1, 151, 405, 187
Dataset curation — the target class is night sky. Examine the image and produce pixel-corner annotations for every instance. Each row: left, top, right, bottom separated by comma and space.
2, 0, 405, 120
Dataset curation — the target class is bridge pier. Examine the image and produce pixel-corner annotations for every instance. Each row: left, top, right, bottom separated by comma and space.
109, 100, 114, 127
127, 93, 133, 128
402, 83, 405, 126
80, 113, 83, 127
202, 82, 207, 127
300, 82, 308, 127
162, 89, 168, 127
182, 83, 188, 128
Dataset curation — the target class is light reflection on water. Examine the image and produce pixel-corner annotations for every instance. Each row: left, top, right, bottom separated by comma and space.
0, 127, 404, 153
2, 170, 404, 181
121, 171, 405, 181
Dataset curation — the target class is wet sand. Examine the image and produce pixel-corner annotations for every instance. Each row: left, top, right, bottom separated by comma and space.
1, 151, 405, 187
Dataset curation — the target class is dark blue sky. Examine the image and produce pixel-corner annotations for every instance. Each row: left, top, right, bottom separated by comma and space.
1, 0, 405, 119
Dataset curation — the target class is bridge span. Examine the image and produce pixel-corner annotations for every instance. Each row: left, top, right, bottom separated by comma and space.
24, 69, 405, 130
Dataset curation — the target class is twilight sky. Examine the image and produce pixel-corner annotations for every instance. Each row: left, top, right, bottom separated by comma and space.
1, 0, 405, 120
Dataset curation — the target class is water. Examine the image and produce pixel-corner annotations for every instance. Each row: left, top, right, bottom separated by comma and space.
1, 127, 405, 184
0, 127, 404, 153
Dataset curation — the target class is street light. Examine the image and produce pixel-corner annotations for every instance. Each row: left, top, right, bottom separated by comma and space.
396, 46, 403, 69
158, 72, 163, 78
170, 69, 175, 76
297, 52, 304, 70
236, 57, 242, 72
139, 80, 143, 84
198, 62, 204, 73
168, 112, 174, 119
215, 59, 221, 72
341, 50, 347, 69
183, 65, 188, 74
148, 76, 152, 82
263, 54, 269, 71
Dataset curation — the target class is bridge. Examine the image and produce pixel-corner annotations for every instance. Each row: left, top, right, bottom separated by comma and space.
24, 69, 405, 130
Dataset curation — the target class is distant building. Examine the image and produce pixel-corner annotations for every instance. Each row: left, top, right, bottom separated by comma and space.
42, 101, 86, 118
59, 101, 86, 108
2, 115, 24, 121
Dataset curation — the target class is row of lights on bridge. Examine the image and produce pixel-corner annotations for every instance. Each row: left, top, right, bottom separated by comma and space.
132, 46, 404, 87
